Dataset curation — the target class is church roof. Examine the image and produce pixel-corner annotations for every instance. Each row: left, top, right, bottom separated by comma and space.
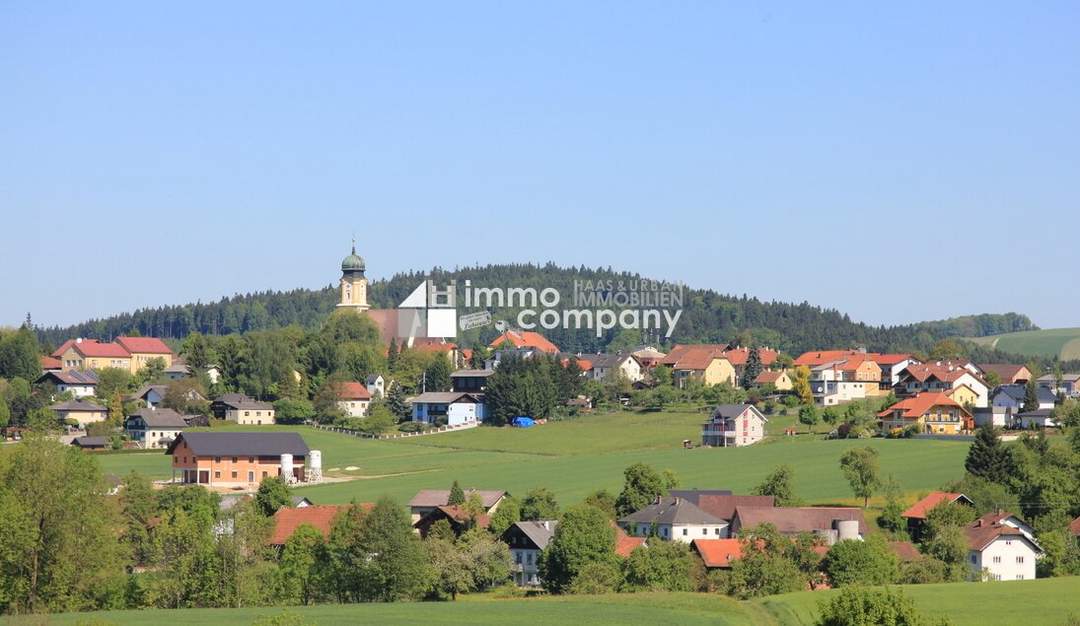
341, 244, 365, 271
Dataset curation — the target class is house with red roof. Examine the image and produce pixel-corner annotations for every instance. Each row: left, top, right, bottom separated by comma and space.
965, 511, 1042, 581
794, 350, 918, 388
897, 362, 990, 408
900, 491, 974, 539
489, 330, 560, 354
692, 538, 743, 569
754, 369, 793, 391
659, 345, 736, 388
115, 336, 174, 373
53, 338, 132, 372
877, 392, 973, 435
40, 355, 62, 372
807, 354, 885, 406
269, 504, 372, 545
334, 381, 371, 417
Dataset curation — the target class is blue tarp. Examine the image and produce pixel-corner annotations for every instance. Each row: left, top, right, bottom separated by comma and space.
512, 416, 535, 428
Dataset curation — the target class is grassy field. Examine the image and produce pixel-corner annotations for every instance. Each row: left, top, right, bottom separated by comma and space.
967, 327, 1080, 360
15, 578, 1080, 625
94, 408, 969, 508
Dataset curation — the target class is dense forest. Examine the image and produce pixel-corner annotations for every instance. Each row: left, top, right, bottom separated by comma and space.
34, 263, 1036, 356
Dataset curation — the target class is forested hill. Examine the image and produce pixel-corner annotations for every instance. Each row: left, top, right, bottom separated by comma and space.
34, 263, 1035, 355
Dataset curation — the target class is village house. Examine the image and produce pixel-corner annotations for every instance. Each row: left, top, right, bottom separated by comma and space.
1016, 409, 1059, 429
167, 431, 310, 487
414, 505, 492, 537
334, 381, 371, 418
408, 488, 507, 524
991, 384, 1056, 415
730, 506, 867, 545
115, 336, 175, 373
945, 383, 981, 409
71, 436, 109, 450
807, 355, 884, 406
900, 491, 975, 539
269, 505, 360, 546
877, 392, 973, 435
124, 408, 188, 449
794, 350, 917, 389
719, 346, 780, 380
669, 490, 775, 536
163, 358, 191, 380
628, 345, 667, 369
36, 369, 99, 398
51, 399, 107, 428
53, 339, 132, 372
489, 329, 560, 354
127, 384, 170, 409
219, 397, 276, 425
965, 511, 1042, 581
450, 369, 494, 393
503, 520, 558, 586
365, 374, 385, 398
691, 538, 744, 570
1037, 373, 1080, 398
754, 369, 793, 391
897, 362, 990, 408
701, 404, 768, 447
40, 355, 62, 372
978, 364, 1033, 385
571, 352, 644, 383
620, 496, 728, 542
660, 345, 736, 387
411, 391, 485, 426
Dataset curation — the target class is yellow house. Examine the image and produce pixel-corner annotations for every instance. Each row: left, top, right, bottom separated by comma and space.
51, 399, 108, 428
946, 384, 979, 409
54, 339, 132, 372
755, 369, 794, 391
115, 336, 174, 373
877, 392, 972, 435
662, 345, 737, 387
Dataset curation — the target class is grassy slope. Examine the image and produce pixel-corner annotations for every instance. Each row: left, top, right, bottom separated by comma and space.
967, 327, 1080, 359
95, 409, 968, 507
17, 578, 1080, 625
756, 576, 1080, 626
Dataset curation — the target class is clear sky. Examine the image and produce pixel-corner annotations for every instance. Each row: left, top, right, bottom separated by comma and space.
2, 2, 1078, 330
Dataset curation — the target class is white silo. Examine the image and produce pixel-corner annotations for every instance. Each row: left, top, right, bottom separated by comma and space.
308, 450, 322, 483
837, 519, 861, 541
280, 453, 295, 484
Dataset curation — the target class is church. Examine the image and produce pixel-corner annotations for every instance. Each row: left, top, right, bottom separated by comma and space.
335, 243, 459, 362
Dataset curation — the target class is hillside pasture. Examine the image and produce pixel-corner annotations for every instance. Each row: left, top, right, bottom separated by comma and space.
967, 327, 1080, 360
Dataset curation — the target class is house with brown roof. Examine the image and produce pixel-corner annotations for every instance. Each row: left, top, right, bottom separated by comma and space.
660, 345, 737, 388
671, 491, 775, 525
51, 399, 107, 428
900, 491, 974, 539
490, 330, 560, 354
408, 488, 507, 523
269, 504, 365, 545
754, 369, 793, 391
730, 506, 867, 545
897, 362, 990, 408
692, 538, 744, 569
40, 356, 62, 372
414, 505, 491, 537
36, 369, 99, 398
965, 511, 1042, 581
53, 339, 132, 372
334, 381, 371, 417
877, 392, 973, 435
977, 364, 1032, 385
115, 336, 174, 373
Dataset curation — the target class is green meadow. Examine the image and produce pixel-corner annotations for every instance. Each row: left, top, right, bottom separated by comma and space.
16, 577, 1080, 625
95, 408, 970, 507
967, 326, 1080, 360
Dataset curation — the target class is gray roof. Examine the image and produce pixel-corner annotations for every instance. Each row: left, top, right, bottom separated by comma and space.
38, 370, 99, 385
410, 391, 481, 404
409, 489, 506, 508
450, 369, 495, 378
510, 520, 558, 550
620, 497, 725, 526
129, 384, 170, 401
212, 393, 252, 406
50, 399, 104, 412
72, 436, 109, 447
291, 496, 313, 506
365, 374, 383, 384
1038, 373, 1080, 383
734, 506, 869, 536
712, 404, 759, 419
1017, 409, 1054, 418
669, 489, 733, 499
127, 408, 188, 428
165, 431, 309, 457
992, 384, 1056, 404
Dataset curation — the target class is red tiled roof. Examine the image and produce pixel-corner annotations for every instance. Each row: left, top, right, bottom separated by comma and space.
270, 505, 354, 545
873, 354, 914, 366
877, 393, 970, 420
977, 364, 1030, 382
490, 330, 559, 354
889, 541, 923, 562
334, 381, 371, 400
720, 347, 778, 367
615, 524, 646, 558
1069, 516, 1080, 537
115, 336, 173, 355
754, 370, 785, 384
68, 340, 131, 359
40, 356, 62, 369
900, 492, 968, 520
659, 344, 728, 371
435, 505, 491, 529
900, 362, 982, 385
692, 538, 743, 568
409, 338, 458, 353
793, 350, 866, 367
965, 511, 1038, 552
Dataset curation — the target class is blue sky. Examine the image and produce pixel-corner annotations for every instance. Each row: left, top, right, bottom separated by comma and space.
2, 2, 1078, 329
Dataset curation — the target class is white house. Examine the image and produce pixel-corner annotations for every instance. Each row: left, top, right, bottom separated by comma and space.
502, 520, 557, 586
966, 512, 1042, 581
36, 370, 99, 398
572, 353, 644, 383
701, 404, 768, 447
1037, 373, 1080, 398
620, 496, 728, 542
898, 363, 990, 408
411, 392, 485, 427
365, 374, 385, 399
334, 382, 371, 418
990, 384, 1056, 414
223, 399, 276, 425
124, 408, 187, 449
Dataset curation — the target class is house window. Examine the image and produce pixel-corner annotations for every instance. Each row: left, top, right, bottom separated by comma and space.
993, 556, 1001, 563
526, 553, 533, 565
1017, 574, 1024, 580
702, 528, 708, 535
1017, 556, 1024, 563
682, 528, 688, 536
248, 471, 254, 482
214, 471, 220, 478
262, 471, 268, 478
232, 457, 238, 463
970, 555, 977, 564
231, 471, 238, 479
515, 552, 522, 564
714, 528, 721, 535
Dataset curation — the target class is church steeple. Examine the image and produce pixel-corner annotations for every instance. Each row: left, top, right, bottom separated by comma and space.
337, 241, 369, 311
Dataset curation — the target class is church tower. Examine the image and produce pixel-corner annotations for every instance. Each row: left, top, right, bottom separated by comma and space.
337, 242, 369, 311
